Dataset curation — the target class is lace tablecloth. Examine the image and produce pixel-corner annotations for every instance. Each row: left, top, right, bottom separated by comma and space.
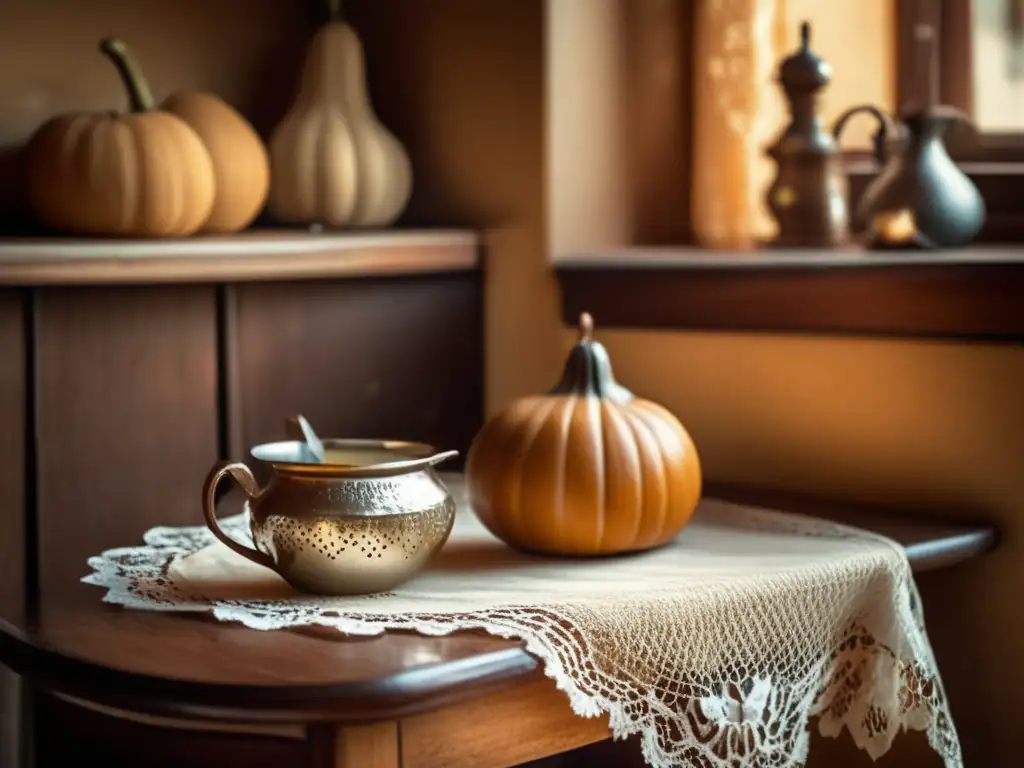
85, 480, 960, 768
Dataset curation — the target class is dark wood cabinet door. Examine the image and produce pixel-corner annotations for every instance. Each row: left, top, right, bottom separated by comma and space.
0, 289, 24, 623
9, 272, 483, 767
34, 286, 220, 602
227, 275, 483, 464
0, 290, 23, 768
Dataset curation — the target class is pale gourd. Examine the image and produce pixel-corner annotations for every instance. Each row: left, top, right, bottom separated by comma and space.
467, 314, 703, 556
267, 4, 412, 227
26, 39, 216, 237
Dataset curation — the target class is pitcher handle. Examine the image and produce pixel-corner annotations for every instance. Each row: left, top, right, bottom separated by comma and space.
202, 461, 275, 570
833, 104, 897, 165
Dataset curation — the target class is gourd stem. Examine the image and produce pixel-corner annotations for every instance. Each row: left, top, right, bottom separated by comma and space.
326, 0, 343, 22
99, 38, 155, 113
578, 312, 594, 341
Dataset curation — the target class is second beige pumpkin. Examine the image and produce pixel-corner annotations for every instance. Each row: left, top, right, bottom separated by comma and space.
163, 92, 270, 233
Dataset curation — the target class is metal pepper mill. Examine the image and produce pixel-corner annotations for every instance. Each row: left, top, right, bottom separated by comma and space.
764, 22, 852, 248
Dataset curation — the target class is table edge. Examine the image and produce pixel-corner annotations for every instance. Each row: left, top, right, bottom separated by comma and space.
0, 616, 538, 724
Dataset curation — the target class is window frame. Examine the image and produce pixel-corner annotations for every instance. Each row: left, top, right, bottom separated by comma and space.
909, 0, 1024, 161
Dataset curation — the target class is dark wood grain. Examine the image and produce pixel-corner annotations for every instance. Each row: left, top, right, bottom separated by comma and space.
0, 290, 24, 623
937, 0, 973, 115
34, 287, 220, 602
35, 693, 309, 768
228, 275, 483, 465
557, 248, 1024, 341
0, 289, 24, 768
895, 0, 943, 114
0, 476, 995, 727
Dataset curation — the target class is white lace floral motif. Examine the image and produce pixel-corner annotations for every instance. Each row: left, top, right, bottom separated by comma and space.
84, 485, 961, 768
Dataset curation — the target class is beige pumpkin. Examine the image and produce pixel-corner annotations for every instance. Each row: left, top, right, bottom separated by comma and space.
267, 10, 412, 227
467, 314, 703, 557
163, 92, 270, 233
26, 39, 215, 237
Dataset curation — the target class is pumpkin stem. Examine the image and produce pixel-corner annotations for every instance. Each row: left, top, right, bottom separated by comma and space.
326, 0, 343, 22
578, 312, 594, 341
550, 312, 633, 402
99, 38, 155, 113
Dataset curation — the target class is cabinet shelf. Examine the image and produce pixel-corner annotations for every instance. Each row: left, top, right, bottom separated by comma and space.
0, 229, 479, 286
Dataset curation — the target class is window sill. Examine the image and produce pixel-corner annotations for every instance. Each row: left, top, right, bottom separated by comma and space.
556, 247, 1024, 343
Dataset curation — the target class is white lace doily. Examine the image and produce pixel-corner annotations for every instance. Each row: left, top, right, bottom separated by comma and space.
84, 478, 961, 768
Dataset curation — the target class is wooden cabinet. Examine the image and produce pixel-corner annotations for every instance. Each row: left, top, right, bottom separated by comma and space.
0, 231, 482, 767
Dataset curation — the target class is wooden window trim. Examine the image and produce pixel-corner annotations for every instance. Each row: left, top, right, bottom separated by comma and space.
557, 247, 1024, 343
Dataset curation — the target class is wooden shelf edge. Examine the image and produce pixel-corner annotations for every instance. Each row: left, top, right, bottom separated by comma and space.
556, 247, 1024, 343
0, 230, 480, 286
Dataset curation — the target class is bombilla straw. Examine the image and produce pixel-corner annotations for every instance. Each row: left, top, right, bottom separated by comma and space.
286, 414, 326, 463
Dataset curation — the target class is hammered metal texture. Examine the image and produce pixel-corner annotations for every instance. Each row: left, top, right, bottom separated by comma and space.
248, 472, 455, 595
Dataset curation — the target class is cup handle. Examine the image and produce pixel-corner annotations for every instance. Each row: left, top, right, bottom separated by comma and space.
201, 461, 275, 570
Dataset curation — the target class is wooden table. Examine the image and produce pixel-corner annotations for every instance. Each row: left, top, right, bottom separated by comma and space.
0, 479, 996, 768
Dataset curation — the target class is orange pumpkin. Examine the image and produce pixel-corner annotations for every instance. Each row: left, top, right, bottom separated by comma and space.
467, 313, 702, 556
26, 39, 216, 237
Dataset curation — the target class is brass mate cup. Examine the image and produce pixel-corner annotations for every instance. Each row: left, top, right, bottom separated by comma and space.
201, 438, 458, 596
